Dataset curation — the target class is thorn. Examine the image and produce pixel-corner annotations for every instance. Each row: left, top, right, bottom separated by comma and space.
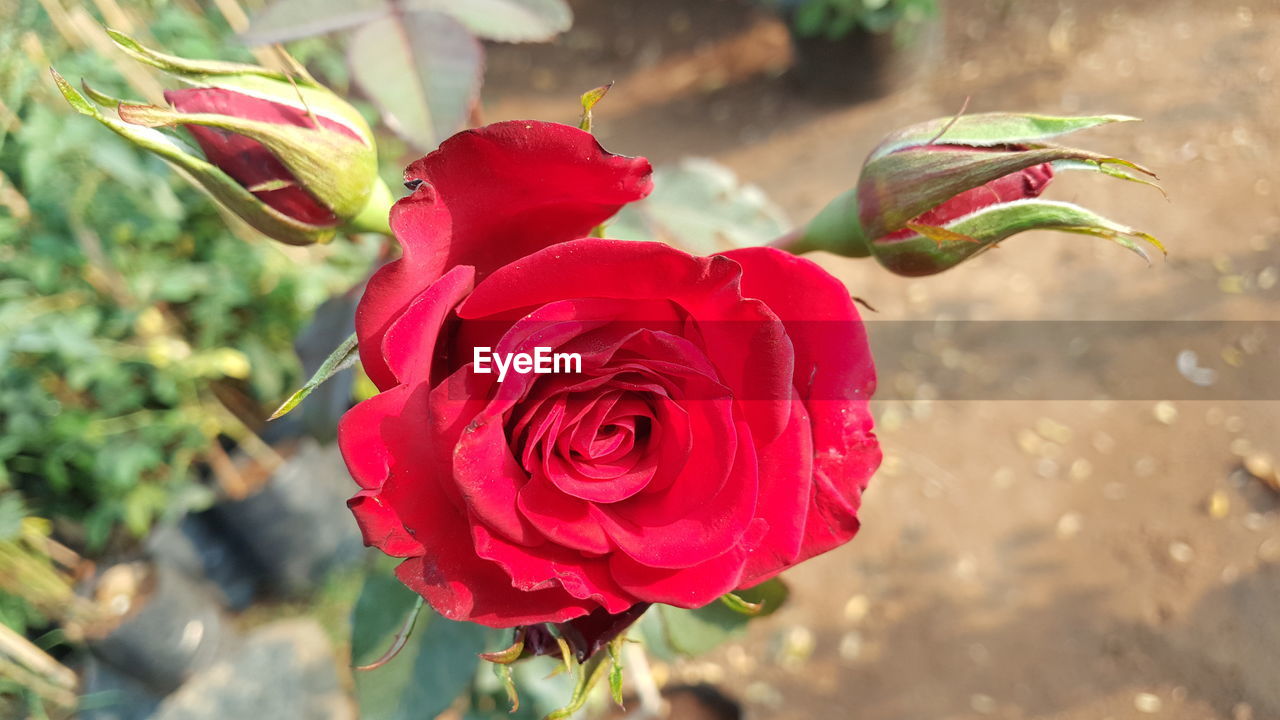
927, 95, 971, 145
851, 296, 878, 313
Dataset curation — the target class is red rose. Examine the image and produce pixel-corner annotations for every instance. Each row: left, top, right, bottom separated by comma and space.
338, 121, 880, 627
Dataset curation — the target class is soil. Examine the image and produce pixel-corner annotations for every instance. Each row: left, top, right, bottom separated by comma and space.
483, 1, 1280, 719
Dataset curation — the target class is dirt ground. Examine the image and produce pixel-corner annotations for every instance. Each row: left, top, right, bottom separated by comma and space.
483, 1, 1280, 718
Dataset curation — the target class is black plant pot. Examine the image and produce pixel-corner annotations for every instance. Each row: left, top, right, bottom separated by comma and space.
785, 17, 941, 103
209, 440, 364, 598
84, 562, 238, 695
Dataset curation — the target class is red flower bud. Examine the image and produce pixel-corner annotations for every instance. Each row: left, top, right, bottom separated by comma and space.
790, 113, 1164, 275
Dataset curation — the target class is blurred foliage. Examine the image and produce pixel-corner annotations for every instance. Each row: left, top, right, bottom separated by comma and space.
0, 1, 376, 566
609, 158, 790, 254
243, 0, 573, 151
773, 0, 939, 40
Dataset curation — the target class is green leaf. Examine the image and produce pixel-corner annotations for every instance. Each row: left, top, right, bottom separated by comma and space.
417, 0, 572, 42
269, 332, 357, 420
242, 0, 389, 45
0, 493, 25, 542
609, 158, 789, 254
640, 579, 787, 659
347, 10, 484, 151
352, 571, 488, 720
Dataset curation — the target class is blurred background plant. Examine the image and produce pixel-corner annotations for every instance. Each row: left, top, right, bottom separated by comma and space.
1, 2, 379, 713
768, 0, 939, 41
241, 0, 574, 151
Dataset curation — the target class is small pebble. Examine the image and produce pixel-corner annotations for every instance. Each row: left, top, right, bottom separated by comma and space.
1153, 401, 1178, 425
779, 626, 815, 667
843, 595, 870, 624
1168, 541, 1194, 563
970, 694, 997, 714
1207, 490, 1231, 519
1057, 512, 1083, 539
1069, 458, 1094, 481
1036, 458, 1060, 479
1234, 701, 1255, 720
1036, 417, 1074, 444
1230, 438, 1253, 457
838, 631, 863, 661
1243, 513, 1268, 531
1134, 692, 1163, 713
1258, 537, 1280, 563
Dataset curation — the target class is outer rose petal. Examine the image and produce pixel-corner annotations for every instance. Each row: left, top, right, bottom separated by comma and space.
356, 184, 455, 390
718, 247, 881, 573
404, 121, 653, 280
339, 382, 596, 627
356, 122, 651, 389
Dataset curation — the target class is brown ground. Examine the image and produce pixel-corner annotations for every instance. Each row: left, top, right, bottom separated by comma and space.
484, 1, 1280, 718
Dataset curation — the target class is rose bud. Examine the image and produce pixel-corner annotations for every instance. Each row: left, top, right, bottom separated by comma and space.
51, 30, 391, 245
786, 112, 1165, 275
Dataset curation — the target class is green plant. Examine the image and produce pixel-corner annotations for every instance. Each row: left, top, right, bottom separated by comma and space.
243, 0, 574, 151
780, 0, 939, 41
0, 3, 375, 556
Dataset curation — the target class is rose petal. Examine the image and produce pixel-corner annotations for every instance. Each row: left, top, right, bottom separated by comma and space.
593, 419, 757, 569
347, 489, 421, 557
404, 120, 652, 280
473, 524, 637, 614
737, 399, 813, 586
461, 239, 794, 441
381, 265, 475, 386
356, 183, 455, 390
718, 247, 880, 567
607, 519, 765, 608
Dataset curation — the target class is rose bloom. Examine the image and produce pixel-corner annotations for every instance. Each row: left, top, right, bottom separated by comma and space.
339, 121, 880, 628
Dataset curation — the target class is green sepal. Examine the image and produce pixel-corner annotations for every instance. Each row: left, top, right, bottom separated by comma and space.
117, 102, 377, 220
719, 591, 764, 616
545, 650, 610, 720
607, 635, 625, 709
492, 662, 520, 713
868, 112, 1139, 161
107, 29, 374, 148
107, 27, 320, 86
578, 82, 612, 132
873, 198, 1164, 276
51, 69, 332, 245
269, 332, 359, 420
